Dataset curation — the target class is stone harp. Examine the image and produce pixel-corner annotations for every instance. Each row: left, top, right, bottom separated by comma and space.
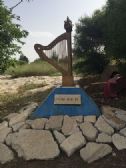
34, 17, 74, 86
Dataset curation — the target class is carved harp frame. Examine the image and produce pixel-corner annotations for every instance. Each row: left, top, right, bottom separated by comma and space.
34, 17, 74, 86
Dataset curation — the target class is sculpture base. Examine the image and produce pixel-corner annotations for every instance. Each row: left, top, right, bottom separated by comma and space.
62, 76, 75, 86
31, 87, 101, 118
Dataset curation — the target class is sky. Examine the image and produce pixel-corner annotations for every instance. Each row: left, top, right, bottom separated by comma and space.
4, 0, 107, 62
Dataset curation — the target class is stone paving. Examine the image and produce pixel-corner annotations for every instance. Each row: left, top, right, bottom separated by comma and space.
0, 104, 126, 164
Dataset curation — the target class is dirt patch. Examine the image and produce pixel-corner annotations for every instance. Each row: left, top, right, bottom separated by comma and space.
0, 149, 126, 168
0, 76, 61, 95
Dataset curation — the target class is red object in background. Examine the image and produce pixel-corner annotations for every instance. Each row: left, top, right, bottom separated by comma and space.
104, 76, 126, 99
104, 80, 117, 98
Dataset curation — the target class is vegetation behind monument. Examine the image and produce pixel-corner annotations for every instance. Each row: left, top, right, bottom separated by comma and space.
0, 0, 28, 73
74, 0, 126, 75
1, 0, 126, 76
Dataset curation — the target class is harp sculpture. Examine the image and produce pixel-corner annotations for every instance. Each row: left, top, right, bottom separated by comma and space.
34, 17, 74, 86
31, 17, 100, 118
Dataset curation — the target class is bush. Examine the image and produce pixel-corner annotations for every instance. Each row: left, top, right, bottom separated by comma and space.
118, 62, 126, 77
5, 61, 59, 77
74, 52, 109, 75
19, 55, 29, 63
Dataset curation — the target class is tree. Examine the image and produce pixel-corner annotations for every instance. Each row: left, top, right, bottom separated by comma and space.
0, 0, 28, 73
19, 55, 29, 63
74, 10, 109, 74
74, 0, 126, 75
104, 0, 126, 60
100, 0, 126, 75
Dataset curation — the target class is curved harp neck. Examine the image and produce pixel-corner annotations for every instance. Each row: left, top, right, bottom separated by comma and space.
34, 31, 74, 86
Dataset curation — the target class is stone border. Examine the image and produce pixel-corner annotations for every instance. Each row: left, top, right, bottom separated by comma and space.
0, 104, 126, 164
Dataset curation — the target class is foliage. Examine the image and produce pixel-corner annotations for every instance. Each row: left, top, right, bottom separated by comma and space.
104, 0, 126, 59
5, 61, 59, 77
74, 0, 126, 74
74, 10, 109, 74
74, 52, 108, 74
51, 51, 58, 61
17, 60, 28, 65
118, 62, 126, 77
19, 55, 29, 63
0, 0, 28, 73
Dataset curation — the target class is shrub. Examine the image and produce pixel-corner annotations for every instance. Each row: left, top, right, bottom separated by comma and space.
5, 61, 59, 77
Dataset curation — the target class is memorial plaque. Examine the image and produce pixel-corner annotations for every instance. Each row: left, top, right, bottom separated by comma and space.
54, 94, 81, 105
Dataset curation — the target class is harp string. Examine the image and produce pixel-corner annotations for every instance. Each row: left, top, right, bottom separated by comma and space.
44, 40, 68, 70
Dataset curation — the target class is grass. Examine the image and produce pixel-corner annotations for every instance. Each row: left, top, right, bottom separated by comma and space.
0, 79, 51, 120
5, 61, 59, 77
18, 82, 46, 93
0, 87, 53, 120
0, 82, 47, 104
